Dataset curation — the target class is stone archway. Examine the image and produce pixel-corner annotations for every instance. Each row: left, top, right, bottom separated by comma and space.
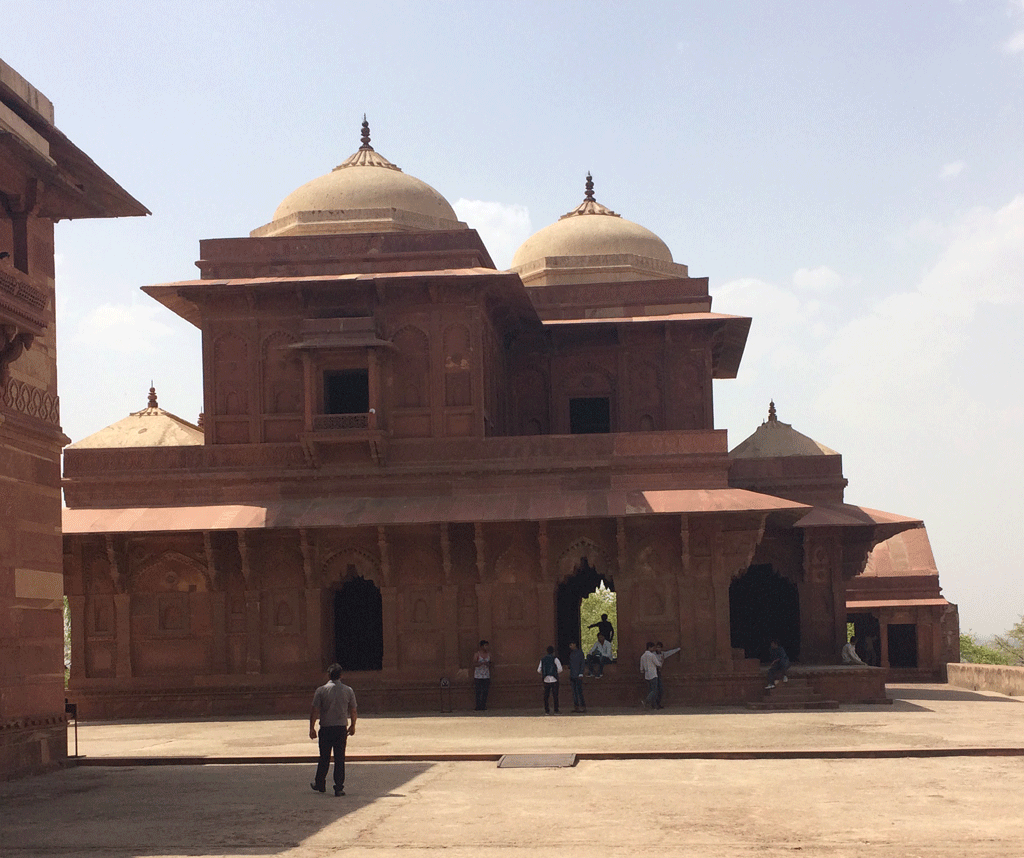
729, 564, 800, 662
555, 554, 614, 661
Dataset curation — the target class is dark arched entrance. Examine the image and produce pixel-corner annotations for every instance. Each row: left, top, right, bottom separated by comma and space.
556, 557, 612, 660
333, 574, 383, 671
729, 564, 800, 662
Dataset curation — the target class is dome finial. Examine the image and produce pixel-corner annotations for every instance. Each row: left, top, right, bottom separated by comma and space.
359, 115, 373, 151
584, 171, 595, 202
767, 400, 777, 423
148, 382, 158, 409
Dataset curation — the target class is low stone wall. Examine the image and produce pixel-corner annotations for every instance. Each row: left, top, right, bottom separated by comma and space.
947, 663, 1024, 697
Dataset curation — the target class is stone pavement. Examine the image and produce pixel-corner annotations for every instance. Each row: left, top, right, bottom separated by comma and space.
2, 684, 1023, 857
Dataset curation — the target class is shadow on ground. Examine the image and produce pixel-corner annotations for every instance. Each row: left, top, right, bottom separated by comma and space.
0, 762, 430, 856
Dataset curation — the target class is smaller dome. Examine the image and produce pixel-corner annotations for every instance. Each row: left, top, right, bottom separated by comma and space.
730, 402, 839, 459
66, 386, 203, 449
511, 174, 685, 286
252, 118, 465, 238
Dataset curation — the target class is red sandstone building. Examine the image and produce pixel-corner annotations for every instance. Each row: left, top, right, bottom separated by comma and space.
1, 59, 146, 777
60, 122, 958, 718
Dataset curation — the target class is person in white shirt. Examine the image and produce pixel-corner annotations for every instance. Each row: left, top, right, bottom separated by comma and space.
639, 642, 660, 709
653, 641, 681, 709
842, 637, 867, 666
585, 633, 613, 677
537, 645, 563, 714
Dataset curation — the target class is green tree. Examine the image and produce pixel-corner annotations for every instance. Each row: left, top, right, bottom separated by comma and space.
960, 632, 1013, 665
580, 584, 617, 658
993, 616, 1024, 666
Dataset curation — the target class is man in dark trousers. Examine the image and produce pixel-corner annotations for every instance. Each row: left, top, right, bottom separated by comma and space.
568, 640, 587, 713
309, 663, 357, 796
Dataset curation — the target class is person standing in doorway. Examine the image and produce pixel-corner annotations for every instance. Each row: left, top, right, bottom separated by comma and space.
473, 640, 492, 711
588, 613, 615, 644
309, 663, 357, 796
537, 645, 562, 714
568, 641, 587, 713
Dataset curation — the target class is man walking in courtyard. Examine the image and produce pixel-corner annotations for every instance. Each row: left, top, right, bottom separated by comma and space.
310, 663, 357, 796
568, 640, 587, 713
473, 639, 492, 710
640, 641, 659, 709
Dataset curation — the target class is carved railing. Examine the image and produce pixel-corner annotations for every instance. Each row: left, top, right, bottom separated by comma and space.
312, 413, 370, 432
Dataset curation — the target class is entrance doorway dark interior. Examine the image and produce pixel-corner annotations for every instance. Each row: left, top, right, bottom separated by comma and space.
887, 623, 918, 668
729, 564, 800, 662
334, 574, 383, 671
556, 558, 611, 659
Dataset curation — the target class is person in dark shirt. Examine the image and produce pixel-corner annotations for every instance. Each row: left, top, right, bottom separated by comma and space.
588, 613, 614, 643
568, 641, 587, 713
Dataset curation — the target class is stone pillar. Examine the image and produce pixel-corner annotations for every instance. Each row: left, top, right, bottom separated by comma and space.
476, 583, 493, 644
114, 593, 132, 679
244, 591, 261, 675
381, 587, 398, 671
209, 592, 227, 674
305, 589, 322, 668
441, 584, 459, 669
677, 515, 697, 662
879, 618, 890, 668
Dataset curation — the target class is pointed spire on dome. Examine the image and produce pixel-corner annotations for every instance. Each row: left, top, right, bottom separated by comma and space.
560, 171, 620, 220
767, 400, 777, 423
147, 382, 158, 410
333, 116, 402, 172
359, 114, 373, 151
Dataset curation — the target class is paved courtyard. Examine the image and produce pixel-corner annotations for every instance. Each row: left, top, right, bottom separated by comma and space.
2, 684, 1022, 857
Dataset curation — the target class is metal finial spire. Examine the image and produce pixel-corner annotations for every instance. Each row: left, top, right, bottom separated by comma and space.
584, 171, 595, 202
767, 400, 777, 423
359, 115, 373, 150
148, 383, 158, 409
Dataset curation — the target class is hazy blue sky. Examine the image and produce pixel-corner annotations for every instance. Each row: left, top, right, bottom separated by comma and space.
4, 1, 1022, 637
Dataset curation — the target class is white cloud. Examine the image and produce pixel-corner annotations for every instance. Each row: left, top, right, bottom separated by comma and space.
1003, 29, 1024, 54
71, 303, 176, 354
793, 265, 844, 293
940, 161, 965, 180
451, 199, 532, 269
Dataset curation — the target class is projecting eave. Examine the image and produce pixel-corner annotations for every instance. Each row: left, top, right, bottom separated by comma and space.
795, 504, 923, 544
543, 312, 751, 378
62, 488, 807, 534
142, 268, 538, 330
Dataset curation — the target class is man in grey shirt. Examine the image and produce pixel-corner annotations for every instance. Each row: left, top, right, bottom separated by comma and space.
309, 663, 357, 796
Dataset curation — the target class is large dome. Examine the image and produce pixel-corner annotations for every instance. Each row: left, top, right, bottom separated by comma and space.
511, 174, 685, 286
251, 119, 465, 238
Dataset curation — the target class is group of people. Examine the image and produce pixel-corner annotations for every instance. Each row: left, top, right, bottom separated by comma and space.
639, 641, 680, 709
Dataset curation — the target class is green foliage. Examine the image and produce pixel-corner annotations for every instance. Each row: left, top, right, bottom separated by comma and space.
959, 632, 1013, 665
993, 616, 1024, 666
579, 584, 617, 657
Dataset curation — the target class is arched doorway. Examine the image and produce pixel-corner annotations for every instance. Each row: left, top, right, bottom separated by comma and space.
729, 564, 800, 662
556, 557, 613, 660
333, 573, 383, 671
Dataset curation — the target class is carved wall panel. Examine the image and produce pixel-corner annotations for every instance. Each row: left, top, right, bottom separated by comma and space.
213, 334, 249, 416
443, 323, 472, 407
392, 325, 430, 409
262, 331, 302, 415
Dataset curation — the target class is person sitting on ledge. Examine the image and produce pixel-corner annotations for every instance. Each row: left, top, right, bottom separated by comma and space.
842, 637, 867, 666
585, 633, 613, 677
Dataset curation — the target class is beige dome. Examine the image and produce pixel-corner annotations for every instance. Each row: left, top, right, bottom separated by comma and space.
511, 174, 686, 286
251, 119, 465, 238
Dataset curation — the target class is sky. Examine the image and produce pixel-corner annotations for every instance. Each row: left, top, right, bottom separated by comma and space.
3, 1, 1022, 638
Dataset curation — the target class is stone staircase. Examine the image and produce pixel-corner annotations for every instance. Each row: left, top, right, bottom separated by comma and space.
745, 675, 839, 711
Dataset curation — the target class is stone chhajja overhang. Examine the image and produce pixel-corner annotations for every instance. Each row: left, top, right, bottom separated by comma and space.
543, 312, 751, 379
62, 487, 807, 535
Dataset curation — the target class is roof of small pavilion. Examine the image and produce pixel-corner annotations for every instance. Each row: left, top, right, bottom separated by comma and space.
65, 387, 201, 449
